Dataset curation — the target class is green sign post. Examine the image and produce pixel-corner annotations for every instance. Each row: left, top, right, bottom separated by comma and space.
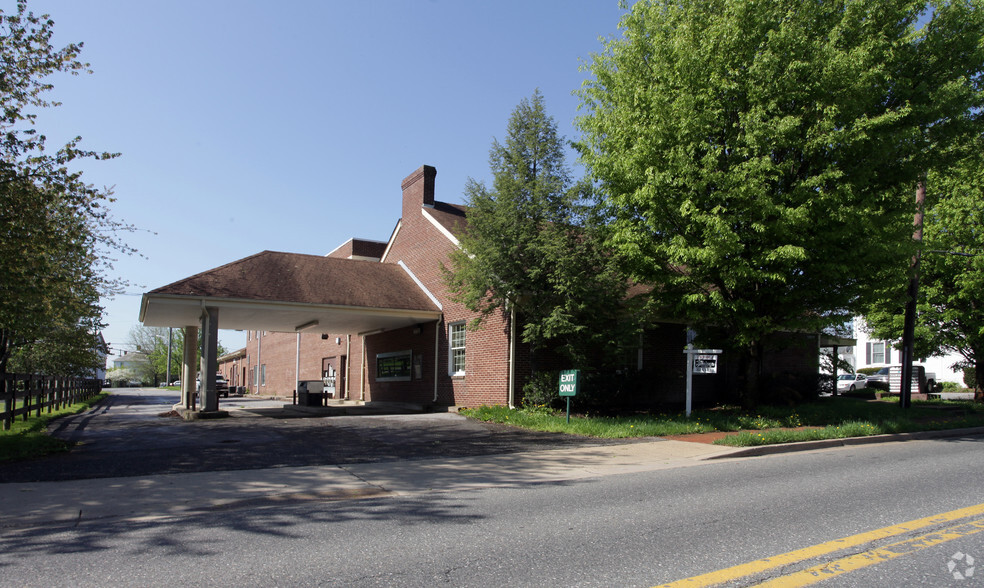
558, 369, 580, 423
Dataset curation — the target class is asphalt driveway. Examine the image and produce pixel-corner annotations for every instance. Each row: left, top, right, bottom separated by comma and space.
0, 388, 628, 483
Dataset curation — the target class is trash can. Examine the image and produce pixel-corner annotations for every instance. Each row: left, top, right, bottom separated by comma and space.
297, 380, 326, 407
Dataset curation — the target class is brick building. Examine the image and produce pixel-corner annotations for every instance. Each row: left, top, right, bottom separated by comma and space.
143, 164, 821, 410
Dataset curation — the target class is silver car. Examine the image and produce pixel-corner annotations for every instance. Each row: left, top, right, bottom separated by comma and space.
837, 373, 867, 392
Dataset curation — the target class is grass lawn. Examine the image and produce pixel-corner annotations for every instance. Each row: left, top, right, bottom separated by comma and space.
0, 392, 108, 462
461, 396, 984, 447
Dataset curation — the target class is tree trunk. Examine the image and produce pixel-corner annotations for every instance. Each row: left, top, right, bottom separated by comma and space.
0, 329, 10, 375
975, 354, 983, 404
740, 340, 764, 408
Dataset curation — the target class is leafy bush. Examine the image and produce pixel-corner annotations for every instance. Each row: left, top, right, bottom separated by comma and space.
856, 367, 881, 376
758, 372, 824, 405
521, 371, 561, 409
941, 381, 964, 391
521, 369, 645, 414
964, 367, 976, 389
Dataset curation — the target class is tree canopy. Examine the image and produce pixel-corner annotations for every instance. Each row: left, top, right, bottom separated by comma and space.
0, 1, 134, 375
865, 141, 984, 398
445, 90, 633, 368
576, 0, 984, 403
124, 325, 228, 386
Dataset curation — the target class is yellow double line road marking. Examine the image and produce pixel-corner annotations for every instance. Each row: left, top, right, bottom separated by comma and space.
658, 502, 984, 587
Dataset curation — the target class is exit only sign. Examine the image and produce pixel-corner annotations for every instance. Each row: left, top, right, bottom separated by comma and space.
558, 369, 580, 397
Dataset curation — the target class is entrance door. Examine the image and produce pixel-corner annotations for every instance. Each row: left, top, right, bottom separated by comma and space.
322, 360, 336, 398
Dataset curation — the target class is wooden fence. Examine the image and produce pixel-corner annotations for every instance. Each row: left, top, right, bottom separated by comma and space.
1, 374, 103, 431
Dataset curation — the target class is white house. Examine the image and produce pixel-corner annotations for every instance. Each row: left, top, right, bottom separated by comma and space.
108, 350, 150, 371
846, 317, 964, 385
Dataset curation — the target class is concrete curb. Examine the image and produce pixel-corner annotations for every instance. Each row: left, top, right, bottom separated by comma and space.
705, 426, 984, 459
2, 426, 983, 530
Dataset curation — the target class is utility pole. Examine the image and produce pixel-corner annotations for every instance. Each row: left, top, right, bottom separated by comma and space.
165, 327, 173, 386
900, 179, 926, 409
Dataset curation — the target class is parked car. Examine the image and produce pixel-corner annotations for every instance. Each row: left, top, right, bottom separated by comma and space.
865, 365, 937, 394
216, 375, 229, 398
837, 373, 867, 392
171, 380, 181, 386
195, 375, 230, 398
867, 367, 890, 390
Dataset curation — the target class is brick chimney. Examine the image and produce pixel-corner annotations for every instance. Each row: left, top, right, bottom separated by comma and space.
401, 165, 437, 219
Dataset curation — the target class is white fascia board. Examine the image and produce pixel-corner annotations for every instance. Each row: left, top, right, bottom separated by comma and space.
422, 208, 460, 247
324, 239, 354, 258
397, 260, 443, 311
380, 220, 401, 263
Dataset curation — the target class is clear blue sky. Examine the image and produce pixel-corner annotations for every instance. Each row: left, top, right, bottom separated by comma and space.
17, 0, 628, 356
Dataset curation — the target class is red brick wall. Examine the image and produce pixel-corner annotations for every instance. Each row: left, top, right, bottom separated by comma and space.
243, 330, 362, 399
364, 322, 439, 404
326, 238, 387, 260
380, 166, 512, 407
231, 166, 519, 408
217, 349, 247, 389
231, 165, 822, 410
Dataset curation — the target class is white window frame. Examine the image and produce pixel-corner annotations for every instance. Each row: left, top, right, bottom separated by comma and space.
871, 341, 886, 364
449, 322, 466, 376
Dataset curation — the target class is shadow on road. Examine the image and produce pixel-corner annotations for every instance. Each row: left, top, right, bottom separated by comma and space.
0, 389, 628, 483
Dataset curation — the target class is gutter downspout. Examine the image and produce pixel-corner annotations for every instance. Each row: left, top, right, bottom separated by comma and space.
295, 332, 301, 401
345, 334, 351, 400
508, 306, 516, 408
434, 319, 441, 403
360, 335, 366, 401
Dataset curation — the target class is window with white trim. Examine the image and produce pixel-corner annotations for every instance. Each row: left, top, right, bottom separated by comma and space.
867, 341, 886, 364
449, 322, 466, 376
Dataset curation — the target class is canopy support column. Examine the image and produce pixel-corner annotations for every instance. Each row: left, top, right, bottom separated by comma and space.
200, 307, 220, 412
181, 325, 198, 410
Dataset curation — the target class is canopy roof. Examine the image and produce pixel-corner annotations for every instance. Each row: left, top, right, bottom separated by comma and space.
139, 251, 442, 334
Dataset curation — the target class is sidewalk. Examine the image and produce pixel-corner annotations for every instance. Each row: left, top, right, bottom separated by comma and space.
3, 390, 983, 532
0, 439, 737, 529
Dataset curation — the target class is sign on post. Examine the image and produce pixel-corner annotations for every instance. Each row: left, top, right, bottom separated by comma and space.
692, 355, 718, 374
558, 369, 580, 423
558, 369, 580, 397
684, 346, 723, 417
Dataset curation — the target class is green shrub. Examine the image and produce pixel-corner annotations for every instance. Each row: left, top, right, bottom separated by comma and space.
521, 371, 561, 409
964, 367, 976, 389
941, 381, 964, 391
856, 367, 881, 375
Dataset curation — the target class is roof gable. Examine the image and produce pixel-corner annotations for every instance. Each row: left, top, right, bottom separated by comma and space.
148, 250, 439, 312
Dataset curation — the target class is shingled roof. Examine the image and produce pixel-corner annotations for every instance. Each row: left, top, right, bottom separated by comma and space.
140, 251, 442, 333
148, 250, 438, 310
426, 201, 469, 238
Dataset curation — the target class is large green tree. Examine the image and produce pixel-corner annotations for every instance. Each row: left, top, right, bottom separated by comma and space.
577, 0, 984, 404
125, 325, 228, 385
445, 90, 633, 370
866, 142, 984, 399
0, 1, 133, 375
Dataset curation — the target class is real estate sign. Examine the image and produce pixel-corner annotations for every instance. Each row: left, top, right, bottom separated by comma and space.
693, 355, 718, 374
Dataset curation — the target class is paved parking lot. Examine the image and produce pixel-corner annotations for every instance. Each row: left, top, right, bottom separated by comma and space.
0, 388, 629, 483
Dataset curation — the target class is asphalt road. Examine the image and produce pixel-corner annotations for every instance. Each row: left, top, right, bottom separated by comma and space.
1, 408, 983, 586
0, 388, 631, 483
